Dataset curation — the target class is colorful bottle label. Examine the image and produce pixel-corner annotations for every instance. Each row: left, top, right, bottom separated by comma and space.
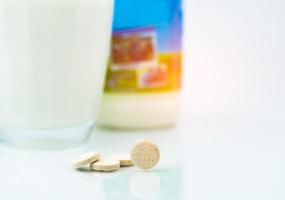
104, 0, 183, 94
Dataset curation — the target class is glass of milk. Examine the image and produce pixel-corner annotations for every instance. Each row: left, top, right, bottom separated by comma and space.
0, 0, 114, 148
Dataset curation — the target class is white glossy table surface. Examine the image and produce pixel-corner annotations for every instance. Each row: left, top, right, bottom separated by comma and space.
0, 123, 182, 200
0, 116, 284, 200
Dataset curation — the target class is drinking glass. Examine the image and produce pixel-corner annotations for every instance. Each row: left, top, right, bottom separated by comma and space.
0, 0, 114, 148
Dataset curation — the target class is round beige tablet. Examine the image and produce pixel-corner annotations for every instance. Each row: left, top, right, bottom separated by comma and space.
91, 160, 120, 172
109, 153, 134, 166
130, 139, 160, 170
74, 151, 101, 169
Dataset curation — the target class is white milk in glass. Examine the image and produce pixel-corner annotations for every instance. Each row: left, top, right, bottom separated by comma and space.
0, 0, 114, 147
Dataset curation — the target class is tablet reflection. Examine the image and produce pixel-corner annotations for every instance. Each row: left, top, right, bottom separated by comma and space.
101, 167, 182, 200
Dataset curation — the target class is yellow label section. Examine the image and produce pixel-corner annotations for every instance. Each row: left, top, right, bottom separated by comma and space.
104, 53, 182, 93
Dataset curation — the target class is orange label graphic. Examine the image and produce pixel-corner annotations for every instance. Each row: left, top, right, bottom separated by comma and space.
104, 28, 182, 93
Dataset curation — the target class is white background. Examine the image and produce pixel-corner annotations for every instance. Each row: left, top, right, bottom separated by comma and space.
183, 0, 285, 119
0, 0, 284, 200
182, 0, 284, 199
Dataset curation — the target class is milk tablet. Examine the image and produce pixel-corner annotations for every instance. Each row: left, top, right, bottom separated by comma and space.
74, 151, 101, 169
109, 153, 134, 166
130, 139, 160, 169
91, 160, 120, 172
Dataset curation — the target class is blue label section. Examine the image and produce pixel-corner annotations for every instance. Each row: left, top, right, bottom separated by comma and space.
113, 0, 181, 30
113, 0, 183, 52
